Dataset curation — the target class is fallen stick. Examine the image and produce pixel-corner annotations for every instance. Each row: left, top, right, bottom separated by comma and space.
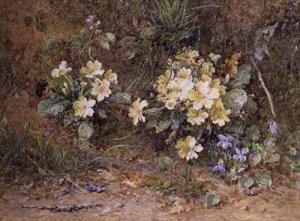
251, 57, 276, 118
22, 202, 103, 213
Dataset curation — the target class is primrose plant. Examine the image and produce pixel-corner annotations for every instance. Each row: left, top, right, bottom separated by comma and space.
128, 49, 242, 163
38, 59, 118, 143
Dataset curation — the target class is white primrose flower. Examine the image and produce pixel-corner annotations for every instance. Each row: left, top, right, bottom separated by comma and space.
195, 81, 220, 109
175, 136, 204, 161
90, 79, 112, 102
73, 96, 96, 118
51, 61, 72, 78
80, 60, 105, 78
128, 98, 148, 125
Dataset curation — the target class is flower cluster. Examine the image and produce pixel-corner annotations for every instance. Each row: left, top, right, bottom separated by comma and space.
49, 60, 117, 119
74, 60, 117, 118
85, 15, 101, 33
128, 49, 240, 162
154, 50, 231, 127
213, 134, 250, 175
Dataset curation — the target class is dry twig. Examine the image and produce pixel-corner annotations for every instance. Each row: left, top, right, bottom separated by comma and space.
251, 57, 276, 118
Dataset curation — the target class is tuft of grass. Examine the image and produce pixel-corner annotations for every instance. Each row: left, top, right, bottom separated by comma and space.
130, 0, 199, 89
151, 0, 198, 48
0, 124, 77, 178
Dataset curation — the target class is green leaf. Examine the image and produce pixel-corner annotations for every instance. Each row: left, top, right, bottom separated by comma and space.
155, 119, 172, 133
37, 98, 71, 116
146, 120, 157, 129
78, 122, 94, 141
144, 107, 163, 116
110, 92, 132, 104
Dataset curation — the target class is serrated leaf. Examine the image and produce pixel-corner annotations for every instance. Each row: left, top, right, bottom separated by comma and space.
146, 119, 157, 129
78, 122, 94, 141
155, 119, 172, 133
144, 107, 163, 116
110, 92, 131, 104
37, 98, 71, 116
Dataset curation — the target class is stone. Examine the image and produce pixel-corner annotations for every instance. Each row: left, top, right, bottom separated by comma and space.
239, 177, 254, 189
104, 32, 116, 43
256, 173, 272, 187
204, 192, 221, 208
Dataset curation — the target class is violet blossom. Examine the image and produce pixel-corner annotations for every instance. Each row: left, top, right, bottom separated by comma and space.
217, 134, 234, 150
233, 148, 249, 163
213, 164, 226, 175
269, 121, 278, 136
85, 15, 101, 31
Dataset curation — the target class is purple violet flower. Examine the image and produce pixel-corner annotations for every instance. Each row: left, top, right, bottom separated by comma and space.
213, 164, 226, 175
269, 121, 278, 136
233, 148, 249, 163
85, 15, 101, 31
85, 183, 97, 192
217, 134, 234, 150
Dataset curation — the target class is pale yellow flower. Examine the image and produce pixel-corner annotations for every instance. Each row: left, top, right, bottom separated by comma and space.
80, 60, 104, 78
73, 96, 95, 118
201, 61, 215, 78
165, 99, 177, 110
177, 67, 193, 80
104, 69, 118, 84
51, 61, 72, 78
187, 89, 203, 110
209, 53, 222, 63
211, 79, 226, 96
187, 108, 209, 126
155, 69, 174, 95
91, 79, 112, 102
195, 81, 220, 109
210, 99, 231, 126
175, 136, 203, 161
166, 78, 194, 102
128, 98, 148, 125
175, 50, 199, 64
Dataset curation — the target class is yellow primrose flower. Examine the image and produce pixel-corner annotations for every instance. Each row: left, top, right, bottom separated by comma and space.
156, 70, 174, 95
195, 81, 220, 109
166, 80, 182, 101
165, 77, 194, 102
176, 50, 199, 64
187, 89, 202, 110
104, 69, 118, 84
211, 79, 226, 96
177, 67, 193, 80
165, 99, 177, 110
187, 108, 209, 126
73, 96, 96, 118
201, 61, 215, 78
91, 79, 112, 102
128, 98, 148, 125
175, 136, 203, 161
210, 99, 231, 126
80, 60, 104, 78
209, 53, 222, 63
51, 61, 72, 78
